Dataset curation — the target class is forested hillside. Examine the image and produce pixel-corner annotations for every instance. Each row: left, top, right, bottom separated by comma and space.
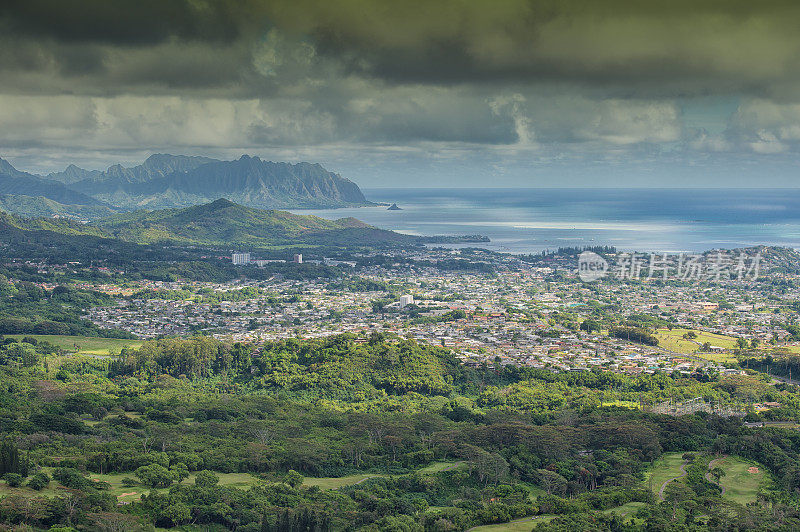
2, 334, 800, 530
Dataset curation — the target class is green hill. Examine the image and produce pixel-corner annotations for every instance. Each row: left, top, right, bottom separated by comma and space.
0, 194, 119, 220
0, 209, 108, 238
95, 198, 414, 248
0, 198, 479, 254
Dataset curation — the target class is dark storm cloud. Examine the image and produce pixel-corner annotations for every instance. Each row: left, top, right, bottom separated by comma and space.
3, 0, 800, 95
0, 0, 243, 44
286, 0, 800, 95
3, 0, 800, 181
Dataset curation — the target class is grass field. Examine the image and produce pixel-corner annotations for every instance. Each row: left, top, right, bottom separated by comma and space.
417, 460, 464, 473
715, 456, 766, 504
2, 461, 472, 503
303, 473, 384, 490
0, 481, 62, 500
0, 470, 263, 504
91, 472, 261, 502
520, 481, 546, 499
467, 515, 554, 532
6, 334, 142, 355
85, 471, 263, 503
643, 452, 686, 493
303, 461, 465, 490
655, 328, 738, 361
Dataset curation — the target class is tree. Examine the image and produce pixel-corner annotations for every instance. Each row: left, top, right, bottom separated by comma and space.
710, 467, 726, 485
284, 469, 304, 488
536, 469, 568, 496
3, 473, 23, 487
580, 319, 602, 333
134, 464, 175, 488
194, 469, 219, 488
0, 440, 27, 476
737, 337, 749, 351
170, 463, 189, 483
27, 472, 50, 491
89, 511, 144, 532
162, 503, 191, 526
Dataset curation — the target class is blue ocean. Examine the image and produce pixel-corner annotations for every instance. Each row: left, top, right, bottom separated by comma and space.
291, 188, 800, 254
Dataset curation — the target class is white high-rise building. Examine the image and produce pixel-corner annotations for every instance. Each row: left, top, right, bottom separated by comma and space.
293, 253, 303, 264
231, 252, 251, 265
399, 294, 414, 308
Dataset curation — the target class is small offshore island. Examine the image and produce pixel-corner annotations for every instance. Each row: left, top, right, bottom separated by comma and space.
387, 203, 402, 210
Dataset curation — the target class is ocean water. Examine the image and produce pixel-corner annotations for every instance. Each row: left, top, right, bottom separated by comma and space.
290, 188, 800, 254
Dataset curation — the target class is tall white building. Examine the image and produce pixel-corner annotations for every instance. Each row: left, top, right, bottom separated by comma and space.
399, 294, 414, 308
231, 252, 251, 265
293, 253, 303, 264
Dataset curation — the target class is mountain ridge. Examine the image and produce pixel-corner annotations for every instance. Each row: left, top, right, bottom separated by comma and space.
67, 154, 370, 210
0, 158, 109, 209
0, 154, 372, 216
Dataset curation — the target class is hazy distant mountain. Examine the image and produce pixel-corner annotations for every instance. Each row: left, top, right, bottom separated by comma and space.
73, 154, 217, 188
1, 154, 372, 220
68, 154, 370, 210
0, 158, 108, 208
46, 164, 102, 185
96, 198, 407, 248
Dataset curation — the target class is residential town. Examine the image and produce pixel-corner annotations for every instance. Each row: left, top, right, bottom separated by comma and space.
54, 246, 800, 381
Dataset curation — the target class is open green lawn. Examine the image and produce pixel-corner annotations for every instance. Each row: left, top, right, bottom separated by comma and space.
467, 515, 554, 532
715, 456, 767, 504
86, 471, 263, 503
655, 328, 738, 361
6, 334, 142, 355
0, 481, 62, 500
520, 481, 546, 500
643, 452, 686, 493
417, 460, 464, 474
303, 473, 384, 490
1, 470, 262, 504
3, 460, 472, 503
304, 461, 466, 490
694, 351, 737, 364
655, 329, 701, 354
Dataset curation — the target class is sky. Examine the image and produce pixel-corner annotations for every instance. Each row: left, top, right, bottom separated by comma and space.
1, 0, 800, 187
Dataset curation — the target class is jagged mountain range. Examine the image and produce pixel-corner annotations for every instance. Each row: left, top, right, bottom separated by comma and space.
0, 154, 371, 219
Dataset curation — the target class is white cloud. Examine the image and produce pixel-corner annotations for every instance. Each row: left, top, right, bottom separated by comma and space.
725, 99, 800, 153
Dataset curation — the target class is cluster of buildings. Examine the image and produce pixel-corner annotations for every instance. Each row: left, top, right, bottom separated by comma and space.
75, 245, 800, 380
231, 252, 356, 268
13, 245, 800, 382
231, 252, 303, 266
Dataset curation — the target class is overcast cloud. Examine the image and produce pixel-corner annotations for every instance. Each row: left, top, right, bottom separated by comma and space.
1, 0, 800, 185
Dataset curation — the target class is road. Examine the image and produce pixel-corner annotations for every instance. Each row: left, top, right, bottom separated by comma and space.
705, 456, 727, 495
658, 459, 688, 501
